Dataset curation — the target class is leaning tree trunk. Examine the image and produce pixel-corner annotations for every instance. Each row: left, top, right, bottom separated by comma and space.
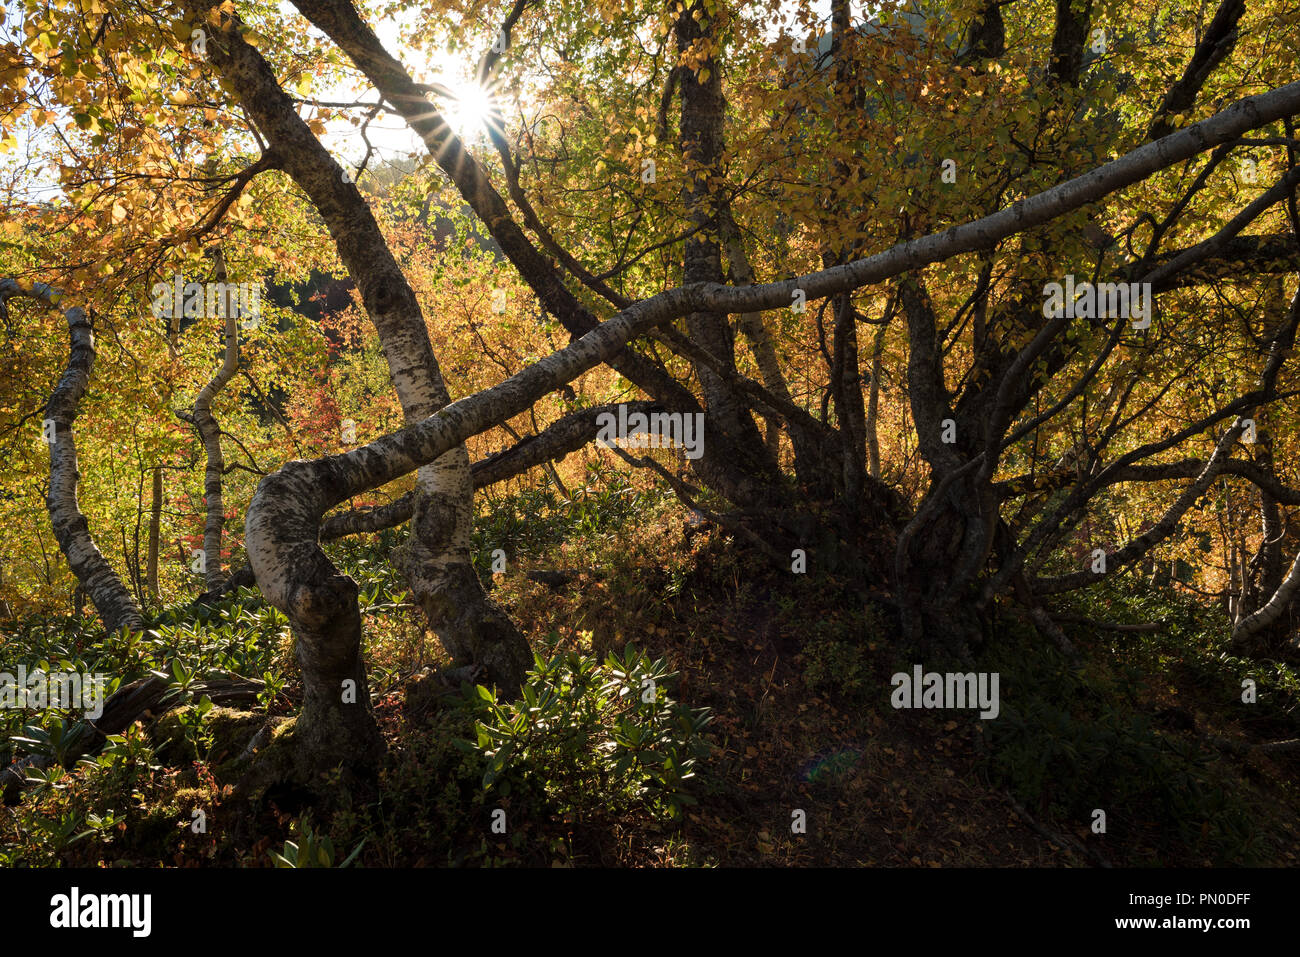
243, 271, 688, 779
1230, 432, 1293, 653
289, 0, 711, 433
1232, 428, 1298, 654
1234, 549, 1300, 652
0, 279, 144, 634
192, 0, 532, 700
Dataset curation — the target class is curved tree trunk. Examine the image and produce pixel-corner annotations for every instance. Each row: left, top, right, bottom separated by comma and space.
229, 70, 1300, 774
0, 279, 144, 635
1232, 430, 1297, 654
205, 402, 664, 602
1233, 549, 1300, 649
192, 0, 531, 699
1236, 433, 1285, 626
244, 275, 685, 777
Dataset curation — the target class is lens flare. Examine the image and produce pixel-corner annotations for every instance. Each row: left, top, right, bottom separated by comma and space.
441, 81, 495, 139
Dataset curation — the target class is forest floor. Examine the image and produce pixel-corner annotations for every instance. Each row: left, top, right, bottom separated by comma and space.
495, 541, 1061, 866
488, 526, 1300, 867
4, 489, 1299, 867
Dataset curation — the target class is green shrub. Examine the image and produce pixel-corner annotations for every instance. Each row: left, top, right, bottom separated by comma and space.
470, 462, 669, 580
455, 644, 711, 824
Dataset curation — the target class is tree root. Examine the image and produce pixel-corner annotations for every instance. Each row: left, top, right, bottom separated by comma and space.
228, 716, 380, 809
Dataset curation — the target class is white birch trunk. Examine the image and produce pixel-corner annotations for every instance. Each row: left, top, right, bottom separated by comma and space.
1, 279, 144, 634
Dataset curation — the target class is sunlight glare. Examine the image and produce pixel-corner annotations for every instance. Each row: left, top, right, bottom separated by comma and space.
441, 80, 495, 139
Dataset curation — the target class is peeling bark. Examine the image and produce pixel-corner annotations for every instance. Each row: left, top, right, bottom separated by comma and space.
0, 280, 143, 635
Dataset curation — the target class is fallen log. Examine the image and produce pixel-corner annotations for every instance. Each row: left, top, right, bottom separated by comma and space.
1, 674, 263, 804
